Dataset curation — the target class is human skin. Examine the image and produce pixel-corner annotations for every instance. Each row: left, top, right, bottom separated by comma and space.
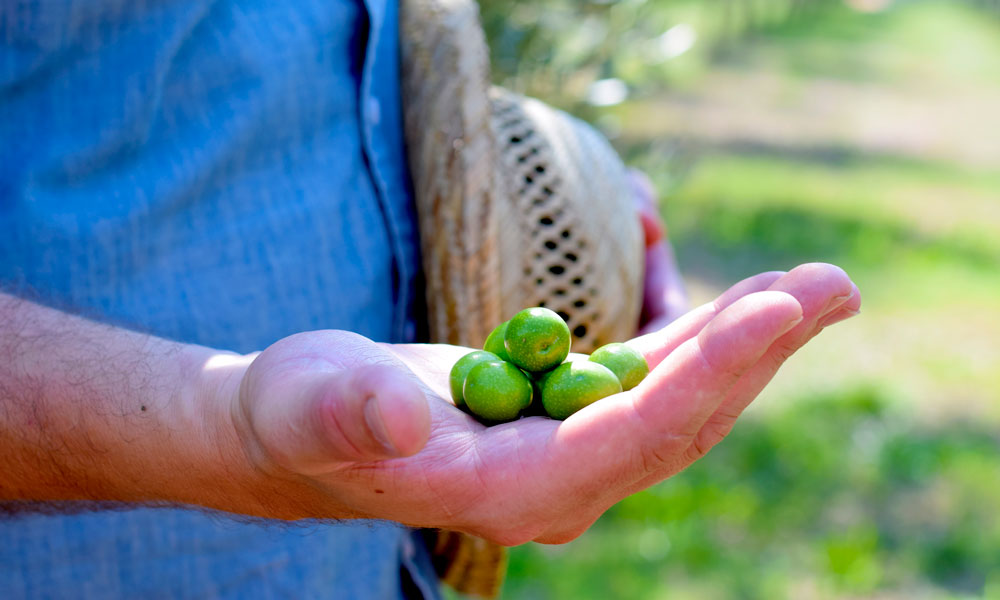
0, 263, 860, 545
631, 169, 690, 333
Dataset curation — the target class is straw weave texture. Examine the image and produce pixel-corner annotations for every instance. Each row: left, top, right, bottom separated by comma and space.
490, 88, 643, 352
400, 0, 503, 349
399, 0, 643, 596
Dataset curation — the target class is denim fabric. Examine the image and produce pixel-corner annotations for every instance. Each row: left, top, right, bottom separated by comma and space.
0, 0, 436, 597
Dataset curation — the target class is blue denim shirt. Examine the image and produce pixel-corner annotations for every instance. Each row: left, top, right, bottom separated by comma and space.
0, 0, 438, 597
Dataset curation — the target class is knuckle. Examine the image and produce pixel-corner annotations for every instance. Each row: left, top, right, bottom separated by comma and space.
685, 422, 730, 462
636, 434, 689, 475
685, 436, 710, 462
767, 342, 800, 369
704, 418, 735, 444
639, 445, 670, 474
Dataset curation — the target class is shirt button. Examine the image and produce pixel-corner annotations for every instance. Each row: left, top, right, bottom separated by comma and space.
366, 97, 381, 126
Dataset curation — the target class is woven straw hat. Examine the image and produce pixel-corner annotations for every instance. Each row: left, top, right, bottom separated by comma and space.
400, 0, 644, 356
399, 0, 644, 597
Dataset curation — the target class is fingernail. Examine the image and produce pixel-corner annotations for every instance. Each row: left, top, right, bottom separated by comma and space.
822, 290, 856, 316
818, 308, 860, 328
363, 396, 399, 456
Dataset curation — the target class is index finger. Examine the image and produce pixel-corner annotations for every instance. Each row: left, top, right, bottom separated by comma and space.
628, 270, 786, 369
541, 290, 803, 497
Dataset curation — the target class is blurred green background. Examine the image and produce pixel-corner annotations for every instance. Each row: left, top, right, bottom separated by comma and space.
473, 0, 1000, 598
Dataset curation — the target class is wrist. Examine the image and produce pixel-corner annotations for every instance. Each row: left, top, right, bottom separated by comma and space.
185, 349, 338, 520
0, 294, 328, 517
176, 348, 277, 517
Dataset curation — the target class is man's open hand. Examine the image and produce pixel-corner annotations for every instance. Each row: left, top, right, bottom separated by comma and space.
228, 263, 860, 545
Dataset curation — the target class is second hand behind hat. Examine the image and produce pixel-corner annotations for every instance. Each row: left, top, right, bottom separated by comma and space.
399, 0, 645, 597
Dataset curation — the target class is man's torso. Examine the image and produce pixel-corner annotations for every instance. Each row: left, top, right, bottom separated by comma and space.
0, 0, 435, 597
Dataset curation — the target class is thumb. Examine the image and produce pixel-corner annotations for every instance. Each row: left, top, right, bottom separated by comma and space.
246, 363, 431, 474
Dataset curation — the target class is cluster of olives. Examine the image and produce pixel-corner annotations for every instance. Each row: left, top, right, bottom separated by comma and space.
449, 307, 649, 422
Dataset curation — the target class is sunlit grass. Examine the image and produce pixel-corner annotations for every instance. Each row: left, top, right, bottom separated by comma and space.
747, 1, 1000, 87
662, 153, 1000, 290
652, 149, 1000, 422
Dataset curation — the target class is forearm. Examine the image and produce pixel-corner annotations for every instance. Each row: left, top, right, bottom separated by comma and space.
0, 293, 264, 515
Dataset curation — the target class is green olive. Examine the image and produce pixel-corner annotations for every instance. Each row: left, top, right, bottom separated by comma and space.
504, 307, 571, 373
589, 343, 650, 391
448, 350, 501, 407
483, 321, 512, 362
464, 360, 533, 422
541, 361, 622, 420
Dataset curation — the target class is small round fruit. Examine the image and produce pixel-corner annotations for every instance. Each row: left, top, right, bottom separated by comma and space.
464, 360, 533, 422
589, 343, 650, 391
483, 321, 512, 362
504, 307, 571, 373
449, 350, 501, 407
541, 362, 622, 420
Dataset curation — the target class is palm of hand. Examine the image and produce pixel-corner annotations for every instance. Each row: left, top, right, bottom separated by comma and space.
237, 264, 859, 545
